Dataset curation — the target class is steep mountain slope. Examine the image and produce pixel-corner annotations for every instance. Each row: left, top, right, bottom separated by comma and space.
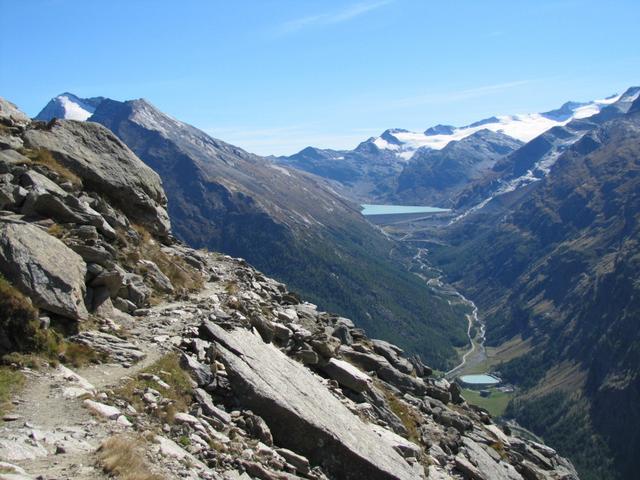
388, 130, 523, 207
429, 99, 640, 480
67, 97, 466, 368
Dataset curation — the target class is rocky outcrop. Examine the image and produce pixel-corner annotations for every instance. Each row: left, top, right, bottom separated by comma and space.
203, 322, 417, 480
0, 220, 88, 320
0, 98, 202, 327
23, 120, 170, 237
0, 98, 29, 127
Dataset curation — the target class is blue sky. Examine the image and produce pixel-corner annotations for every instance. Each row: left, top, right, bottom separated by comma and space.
1, 0, 639, 155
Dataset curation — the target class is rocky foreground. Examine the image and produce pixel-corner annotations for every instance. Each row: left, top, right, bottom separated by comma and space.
0, 98, 578, 480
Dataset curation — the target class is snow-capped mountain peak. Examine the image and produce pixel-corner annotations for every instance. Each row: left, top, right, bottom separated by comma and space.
364, 93, 623, 160
35, 93, 105, 122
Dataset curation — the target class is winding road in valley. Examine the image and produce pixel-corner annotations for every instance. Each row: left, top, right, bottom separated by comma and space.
400, 245, 488, 379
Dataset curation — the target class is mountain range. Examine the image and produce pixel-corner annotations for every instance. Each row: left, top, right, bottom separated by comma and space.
34, 94, 468, 369
275, 87, 640, 480
33, 87, 640, 480
426, 90, 640, 480
0, 95, 580, 480
276, 94, 625, 205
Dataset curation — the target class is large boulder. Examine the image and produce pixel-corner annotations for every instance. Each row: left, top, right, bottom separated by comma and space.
371, 339, 415, 375
321, 357, 371, 393
0, 219, 88, 320
0, 98, 29, 127
202, 321, 422, 480
23, 121, 170, 237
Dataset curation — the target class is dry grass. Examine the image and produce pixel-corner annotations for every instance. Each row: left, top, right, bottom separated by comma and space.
20, 148, 82, 187
1, 352, 50, 370
1, 275, 106, 367
523, 360, 587, 399
0, 366, 25, 419
114, 353, 194, 422
47, 223, 68, 239
118, 225, 204, 300
98, 434, 164, 480
224, 281, 239, 295
489, 441, 509, 461
374, 380, 422, 443
59, 341, 109, 368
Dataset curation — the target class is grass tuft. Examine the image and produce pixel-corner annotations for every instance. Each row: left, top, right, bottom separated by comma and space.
1, 273, 107, 368
374, 380, 422, 443
117, 225, 204, 300
114, 353, 194, 422
0, 366, 25, 419
59, 341, 109, 368
98, 434, 164, 480
20, 148, 82, 187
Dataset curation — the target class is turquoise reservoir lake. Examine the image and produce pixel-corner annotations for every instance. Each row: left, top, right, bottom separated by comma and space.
459, 374, 501, 385
361, 204, 451, 216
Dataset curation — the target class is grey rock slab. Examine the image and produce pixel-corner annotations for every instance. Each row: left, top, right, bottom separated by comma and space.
339, 346, 391, 373
194, 388, 231, 424
0, 434, 48, 462
71, 331, 145, 363
82, 399, 121, 419
154, 435, 207, 469
0, 133, 23, 150
0, 219, 88, 320
378, 365, 427, 394
19, 170, 67, 196
0, 184, 14, 209
138, 259, 173, 293
204, 322, 422, 480
321, 357, 371, 393
275, 448, 310, 474
332, 324, 353, 345
371, 339, 414, 374
460, 438, 523, 480
180, 352, 212, 387
0, 150, 29, 168
370, 424, 422, 459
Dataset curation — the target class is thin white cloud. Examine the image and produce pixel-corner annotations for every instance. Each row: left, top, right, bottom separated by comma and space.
277, 1, 392, 34
390, 80, 534, 108
203, 125, 371, 156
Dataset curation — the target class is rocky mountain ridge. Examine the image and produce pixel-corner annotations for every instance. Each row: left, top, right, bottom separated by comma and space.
0, 97, 578, 479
